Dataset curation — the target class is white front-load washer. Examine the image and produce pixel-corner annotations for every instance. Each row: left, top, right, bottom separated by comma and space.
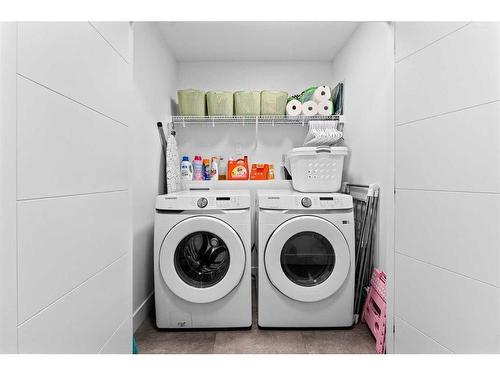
154, 189, 252, 329
257, 189, 355, 328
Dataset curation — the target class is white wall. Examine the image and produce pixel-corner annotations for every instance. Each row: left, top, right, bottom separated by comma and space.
394, 22, 500, 353
131, 22, 178, 331
176, 61, 332, 173
330, 24, 394, 267
330, 22, 394, 351
0, 22, 18, 354
178, 61, 333, 94
0, 22, 133, 354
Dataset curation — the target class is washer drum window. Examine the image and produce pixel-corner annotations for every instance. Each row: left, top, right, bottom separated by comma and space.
160, 216, 246, 304
174, 231, 230, 288
265, 215, 350, 302
280, 231, 335, 287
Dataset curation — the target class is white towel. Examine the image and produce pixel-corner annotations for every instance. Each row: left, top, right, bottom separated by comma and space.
166, 131, 181, 193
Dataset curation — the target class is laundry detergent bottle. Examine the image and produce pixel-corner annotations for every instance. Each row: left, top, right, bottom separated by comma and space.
227, 156, 249, 180
192, 155, 204, 181
203, 159, 211, 180
180, 156, 193, 181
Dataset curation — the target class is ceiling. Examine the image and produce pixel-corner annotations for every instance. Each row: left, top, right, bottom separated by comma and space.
157, 22, 359, 62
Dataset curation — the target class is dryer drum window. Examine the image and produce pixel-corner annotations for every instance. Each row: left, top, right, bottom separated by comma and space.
280, 231, 335, 287
174, 231, 231, 288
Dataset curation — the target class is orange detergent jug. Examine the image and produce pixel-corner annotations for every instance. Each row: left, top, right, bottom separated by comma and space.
227, 156, 249, 180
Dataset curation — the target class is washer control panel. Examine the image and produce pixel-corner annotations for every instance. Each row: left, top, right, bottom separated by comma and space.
156, 190, 250, 210
215, 196, 239, 208
195, 196, 242, 209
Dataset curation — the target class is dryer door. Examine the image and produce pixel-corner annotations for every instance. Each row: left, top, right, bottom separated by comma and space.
159, 216, 246, 303
265, 215, 350, 302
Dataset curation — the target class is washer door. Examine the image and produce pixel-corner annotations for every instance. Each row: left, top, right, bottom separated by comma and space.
265, 215, 350, 302
159, 216, 245, 303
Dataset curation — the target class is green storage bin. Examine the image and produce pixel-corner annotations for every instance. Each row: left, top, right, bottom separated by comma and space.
177, 89, 206, 116
261, 90, 288, 115
207, 91, 234, 116
234, 91, 261, 115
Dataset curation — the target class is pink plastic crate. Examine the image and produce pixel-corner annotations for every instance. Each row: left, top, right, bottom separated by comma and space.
370, 268, 387, 301
361, 268, 387, 354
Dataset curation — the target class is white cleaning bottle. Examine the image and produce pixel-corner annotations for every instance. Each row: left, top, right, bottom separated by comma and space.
180, 156, 193, 181
210, 157, 219, 180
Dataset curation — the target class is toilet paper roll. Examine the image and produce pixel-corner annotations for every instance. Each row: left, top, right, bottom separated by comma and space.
313, 86, 332, 103
286, 99, 302, 116
317, 100, 333, 116
301, 101, 318, 116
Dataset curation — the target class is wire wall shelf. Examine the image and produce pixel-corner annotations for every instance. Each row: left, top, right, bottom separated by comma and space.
171, 115, 344, 128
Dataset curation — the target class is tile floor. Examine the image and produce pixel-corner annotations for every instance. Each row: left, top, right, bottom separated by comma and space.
135, 283, 376, 354
136, 316, 375, 354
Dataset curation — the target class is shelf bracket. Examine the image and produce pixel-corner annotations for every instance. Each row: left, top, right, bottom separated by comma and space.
254, 116, 259, 150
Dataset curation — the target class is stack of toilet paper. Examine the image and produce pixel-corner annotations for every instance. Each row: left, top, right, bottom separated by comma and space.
286, 86, 333, 116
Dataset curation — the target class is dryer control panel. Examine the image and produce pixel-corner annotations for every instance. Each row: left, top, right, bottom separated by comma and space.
258, 190, 353, 210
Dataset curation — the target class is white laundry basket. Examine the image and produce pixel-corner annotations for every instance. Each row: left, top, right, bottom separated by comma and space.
285, 146, 348, 192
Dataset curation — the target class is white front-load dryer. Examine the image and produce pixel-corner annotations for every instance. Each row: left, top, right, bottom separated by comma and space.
154, 189, 252, 329
257, 189, 355, 328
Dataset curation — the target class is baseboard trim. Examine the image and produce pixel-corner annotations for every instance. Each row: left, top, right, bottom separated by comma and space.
133, 292, 154, 332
